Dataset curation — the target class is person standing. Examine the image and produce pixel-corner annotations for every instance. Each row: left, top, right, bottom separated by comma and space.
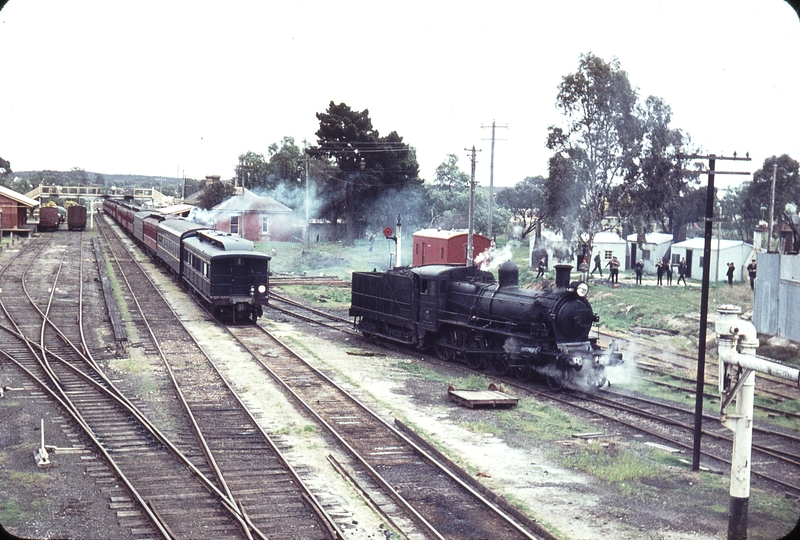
656, 259, 664, 286
609, 256, 620, 284
726, 261, 735, 287
579, 257, 589, 282
591, 252, 603, 277
664, 258, 673, 286
536, 257, 546, 279
677, 257, 687, 286
747, 259, 757, 290
634, 259, 644, 285
368, 234, 375, 251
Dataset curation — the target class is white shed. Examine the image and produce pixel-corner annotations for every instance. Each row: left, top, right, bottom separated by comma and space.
626, 232, 673, 272
669, 237, 755, 282
590, 231, 626, 271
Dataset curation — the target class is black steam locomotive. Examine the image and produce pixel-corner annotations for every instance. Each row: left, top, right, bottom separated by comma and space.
349, 262, 622, 390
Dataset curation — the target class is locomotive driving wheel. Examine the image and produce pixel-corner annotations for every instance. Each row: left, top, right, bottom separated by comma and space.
463, 331, 488, 370
513, 362, 533, 382
434, 327, 458, 362
545, 370, 566, 391
486, 336, 510, 375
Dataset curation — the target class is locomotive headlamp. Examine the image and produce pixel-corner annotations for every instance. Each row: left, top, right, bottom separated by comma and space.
575, 282, 589, 298
569, 281, 589, 298
257, 284, 267, 294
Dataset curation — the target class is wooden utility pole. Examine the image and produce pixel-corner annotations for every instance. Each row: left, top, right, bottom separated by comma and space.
464, 146, 481, 266
678, 152, 750, 473
481, 121, 507, 239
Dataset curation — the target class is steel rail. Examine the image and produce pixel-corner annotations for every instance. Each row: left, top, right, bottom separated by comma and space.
237, 322, 541, 540
97, 213, 342, 540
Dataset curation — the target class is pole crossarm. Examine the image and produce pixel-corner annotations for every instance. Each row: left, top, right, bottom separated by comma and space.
681, 170, 751, 175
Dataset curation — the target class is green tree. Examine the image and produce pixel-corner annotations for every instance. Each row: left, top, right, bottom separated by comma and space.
609, 96, 702, 239
728, 154, 800, 242
545, 53, 644, 246
235, 151, 269, 190
424, 154, 471, 227
266, 137, 304, 189
495, 175, 546, 240
0, 156, 11, 177
197, 180, 235, 209
313, 101, 420, 246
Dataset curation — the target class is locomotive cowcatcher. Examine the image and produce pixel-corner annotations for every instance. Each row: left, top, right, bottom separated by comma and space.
349, 261, 622, 390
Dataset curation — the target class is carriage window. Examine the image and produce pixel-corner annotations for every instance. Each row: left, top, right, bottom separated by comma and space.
234, 257, 243, 267
203, 262, 209, 277
420, 279, 428, 294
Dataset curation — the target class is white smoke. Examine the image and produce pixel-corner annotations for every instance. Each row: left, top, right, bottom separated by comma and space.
187, 207, 218, 227
476, 240, 520, 271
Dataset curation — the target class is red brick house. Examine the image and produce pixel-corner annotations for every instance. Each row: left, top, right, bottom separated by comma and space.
212, 187, 294, 242
0, 185, 38, 234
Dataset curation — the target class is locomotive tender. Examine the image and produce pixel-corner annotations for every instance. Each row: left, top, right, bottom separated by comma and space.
350, 261, 622, 390
102, 198, 270, 323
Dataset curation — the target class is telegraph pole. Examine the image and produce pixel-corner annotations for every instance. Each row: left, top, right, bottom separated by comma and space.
464, 146, 481, 266
481, 121, 507, 239
679, 152, 750, 472
303, 154, 310, 245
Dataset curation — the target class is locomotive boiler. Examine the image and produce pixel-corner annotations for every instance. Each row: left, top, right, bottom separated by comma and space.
350, 261, 622, 390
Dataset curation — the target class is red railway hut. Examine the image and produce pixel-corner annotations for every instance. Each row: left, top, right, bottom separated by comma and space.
0, 185, 38, 236
412, 229, 491, 267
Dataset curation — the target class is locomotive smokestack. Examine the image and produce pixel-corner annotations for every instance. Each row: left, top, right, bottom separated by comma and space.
555, 264, 572, 290
498, 261, 519, 288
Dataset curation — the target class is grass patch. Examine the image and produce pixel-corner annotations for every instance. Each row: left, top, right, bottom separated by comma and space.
276, 284, 351, 309
393, 360, 451, 384
557, 442, 663, 483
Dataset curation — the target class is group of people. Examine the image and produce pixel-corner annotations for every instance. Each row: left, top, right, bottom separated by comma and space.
727, 259, 758, 289
538, 251, 758, 290
589, 252, 687, 286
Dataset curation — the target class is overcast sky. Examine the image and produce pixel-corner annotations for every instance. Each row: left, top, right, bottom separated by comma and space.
1, 0, 797, 191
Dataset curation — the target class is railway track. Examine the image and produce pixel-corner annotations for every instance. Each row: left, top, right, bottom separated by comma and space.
264, 291, 800, 499
97, 216, 553, 539
95, 213, 343, 539
604, 327, 800, 404
0, 232, 235, 539
268, 291, 356, 334
227, 321, 548, 540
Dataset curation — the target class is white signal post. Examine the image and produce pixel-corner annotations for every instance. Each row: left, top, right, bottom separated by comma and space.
715, 305, 800, 540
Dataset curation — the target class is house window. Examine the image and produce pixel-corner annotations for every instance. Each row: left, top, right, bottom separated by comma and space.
441, 247, 445, 259
642, 250, 651, 261
604, 251, 613, 260
261, 216, 269, 234
230, 216, 239, 235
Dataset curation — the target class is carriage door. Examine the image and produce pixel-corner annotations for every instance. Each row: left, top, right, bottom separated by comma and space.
418, 278, 437, 330
231, 257, 249, 295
